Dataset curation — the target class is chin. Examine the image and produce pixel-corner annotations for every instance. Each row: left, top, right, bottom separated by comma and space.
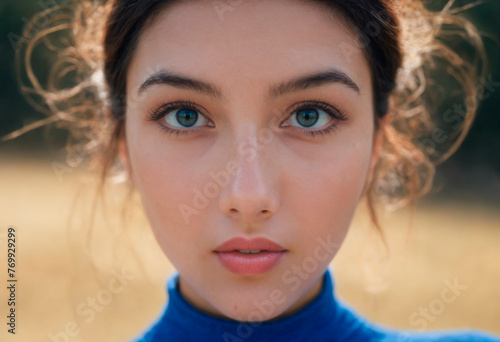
210, 290, 290, 323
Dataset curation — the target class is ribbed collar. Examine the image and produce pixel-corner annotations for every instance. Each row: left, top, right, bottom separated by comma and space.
134, 268, 500, 341
169, 268, 335, 329
141, 267, 376, 341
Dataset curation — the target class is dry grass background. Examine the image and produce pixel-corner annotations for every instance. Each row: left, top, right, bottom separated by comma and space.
0, 156, 499, 342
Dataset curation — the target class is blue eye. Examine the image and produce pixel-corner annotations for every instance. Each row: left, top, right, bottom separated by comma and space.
295, 108, 320, 127
147, 100, 213, 137
173, 109, 198, 127
163, 108, 211, 129
148, 99, 348, 138
284, 100, 349, 137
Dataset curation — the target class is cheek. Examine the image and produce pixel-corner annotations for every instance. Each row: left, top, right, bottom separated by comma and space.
125, 111, 374, 265
287, 136, 373, 250
125, 122, 206, 259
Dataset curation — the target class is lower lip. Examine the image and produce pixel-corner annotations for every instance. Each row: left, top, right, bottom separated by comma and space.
215, 251, 286, 275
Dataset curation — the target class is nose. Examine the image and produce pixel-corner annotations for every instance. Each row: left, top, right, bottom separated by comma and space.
218, 133, 280, 226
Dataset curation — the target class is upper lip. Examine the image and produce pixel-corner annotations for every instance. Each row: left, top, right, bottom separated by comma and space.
214, 237, 287, 252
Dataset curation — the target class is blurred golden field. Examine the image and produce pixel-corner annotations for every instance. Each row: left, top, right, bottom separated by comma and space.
0, 156, 499, 342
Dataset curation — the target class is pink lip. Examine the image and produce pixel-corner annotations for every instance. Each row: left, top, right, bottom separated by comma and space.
214, 237, 287, 275
214, 237, 286, 252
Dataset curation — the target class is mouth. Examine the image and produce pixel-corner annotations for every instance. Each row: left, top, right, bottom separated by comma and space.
214, 237, 287, 253
214, 250, 286, 275
214, 237, 287, 275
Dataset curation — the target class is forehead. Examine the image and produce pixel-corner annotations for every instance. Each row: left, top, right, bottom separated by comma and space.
127, 0, 371, 99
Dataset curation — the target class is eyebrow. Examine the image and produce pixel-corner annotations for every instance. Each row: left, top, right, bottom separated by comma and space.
268, 69, 360, 98
137, 69, 360, 100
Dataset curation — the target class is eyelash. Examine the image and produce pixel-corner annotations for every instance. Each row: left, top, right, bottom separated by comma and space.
147, 99, 348, 138
286, 99, 348, 137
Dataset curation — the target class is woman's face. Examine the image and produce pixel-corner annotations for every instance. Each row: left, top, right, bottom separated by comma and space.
124, 0, 375, 321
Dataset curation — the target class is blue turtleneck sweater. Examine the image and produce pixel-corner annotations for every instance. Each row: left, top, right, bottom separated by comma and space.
132, 268, 500, 341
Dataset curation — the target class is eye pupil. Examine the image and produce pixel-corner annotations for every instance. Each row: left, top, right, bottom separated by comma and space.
296, 108, 319, 127
176, 109, 198, 127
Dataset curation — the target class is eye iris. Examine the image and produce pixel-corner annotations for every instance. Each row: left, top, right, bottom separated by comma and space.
176, 109, 198, 127
296, 108, 319, 127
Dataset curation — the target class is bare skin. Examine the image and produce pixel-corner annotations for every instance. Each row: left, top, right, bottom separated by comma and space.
121, 0, 378, 322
